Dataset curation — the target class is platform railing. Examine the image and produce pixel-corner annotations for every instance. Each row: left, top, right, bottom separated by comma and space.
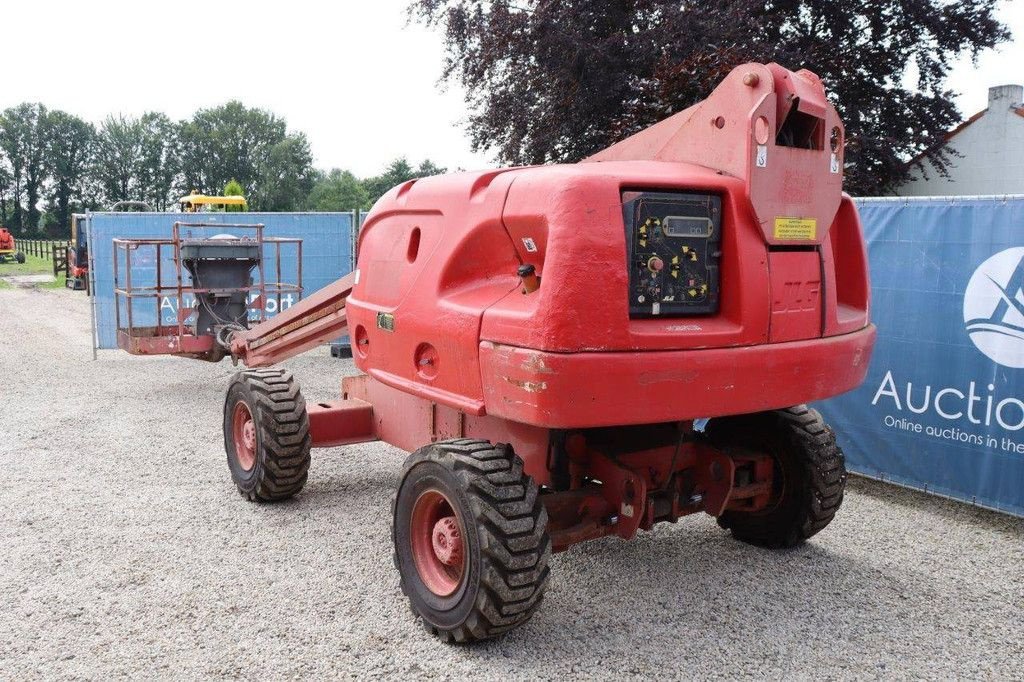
112, 222, 303, 358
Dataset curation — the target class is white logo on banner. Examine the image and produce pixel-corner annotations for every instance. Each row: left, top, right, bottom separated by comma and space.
964, 247, 1024, 369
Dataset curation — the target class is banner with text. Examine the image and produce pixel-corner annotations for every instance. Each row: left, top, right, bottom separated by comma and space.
815, 196, 1024, 516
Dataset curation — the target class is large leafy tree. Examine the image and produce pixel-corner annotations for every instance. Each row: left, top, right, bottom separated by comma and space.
0, 164, 11, 225
136, 112, 180, 211
0, 103, 49, 232
363, 157, 447, 205
94, 114, 145, 205
253, 134, 316, 211
43, 110, 95, 232
177, 101, 314, 210
410, 0, 1009, 195
306, 168, 371, 212
93, 112, 180, 210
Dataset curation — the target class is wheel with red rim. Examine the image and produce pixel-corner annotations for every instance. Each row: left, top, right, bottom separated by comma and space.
223, 368, 311, 502
705, 405, 846, 548
231, 402, 257, 471
410, 490, 465, 596
392, 439, 551, 643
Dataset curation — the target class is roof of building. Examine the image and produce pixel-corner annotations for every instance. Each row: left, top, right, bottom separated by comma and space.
907, 96, 1024, 169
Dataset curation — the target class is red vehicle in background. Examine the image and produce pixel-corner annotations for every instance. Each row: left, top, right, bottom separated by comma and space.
65, 214, 89, 290
0, 227, 26, 264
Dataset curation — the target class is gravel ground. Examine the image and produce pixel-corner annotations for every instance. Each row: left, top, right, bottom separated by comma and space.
1, 283, 1022, 680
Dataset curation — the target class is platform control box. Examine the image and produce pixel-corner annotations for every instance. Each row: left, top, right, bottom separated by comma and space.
623, 191, 722, 317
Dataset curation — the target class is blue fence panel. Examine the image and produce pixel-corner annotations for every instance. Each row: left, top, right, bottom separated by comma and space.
816, 196, 1024, 517
88, 212, 354, 350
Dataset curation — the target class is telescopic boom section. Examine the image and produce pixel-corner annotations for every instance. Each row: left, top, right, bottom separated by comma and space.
230, 270, 357, 367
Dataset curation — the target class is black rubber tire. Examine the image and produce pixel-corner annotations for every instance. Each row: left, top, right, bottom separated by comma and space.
223, 368, 311, 502
705, 405, 846, 548
392, 439, 551, 643
15, 252, 25, 264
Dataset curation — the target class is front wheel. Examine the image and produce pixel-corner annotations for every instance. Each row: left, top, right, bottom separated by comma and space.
15, 252, 25, 264
223, 368, 311, 501
392, 439, 551, 643
705, 405, 846, 548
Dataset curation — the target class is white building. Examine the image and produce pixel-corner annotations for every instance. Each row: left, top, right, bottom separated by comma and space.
899, 84, 1024, 196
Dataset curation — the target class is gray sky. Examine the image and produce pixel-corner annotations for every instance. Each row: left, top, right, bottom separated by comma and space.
2, 0, 1022, 178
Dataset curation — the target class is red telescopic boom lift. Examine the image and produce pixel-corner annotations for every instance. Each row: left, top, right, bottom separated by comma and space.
134, 63, 876, 642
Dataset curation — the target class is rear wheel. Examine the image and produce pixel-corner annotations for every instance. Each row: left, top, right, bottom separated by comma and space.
223, 368, 311, 501
392, 439, 551, 643
15, 252, 25, 264
705, 405, 846, 548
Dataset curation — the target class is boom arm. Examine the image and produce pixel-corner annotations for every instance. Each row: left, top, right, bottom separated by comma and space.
230, 270, 356, 367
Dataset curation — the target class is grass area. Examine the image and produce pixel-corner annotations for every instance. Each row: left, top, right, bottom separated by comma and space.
38, 277, 66, 289
0, 254, 64, 290
0, 277, 66, 291
0, 254, 56, 276
0, 278, 65, 291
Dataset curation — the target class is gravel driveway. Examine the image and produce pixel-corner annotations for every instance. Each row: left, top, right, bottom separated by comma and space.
1, 284, 1022, 679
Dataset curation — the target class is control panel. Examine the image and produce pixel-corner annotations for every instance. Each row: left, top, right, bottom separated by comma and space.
622, 191, 722, 317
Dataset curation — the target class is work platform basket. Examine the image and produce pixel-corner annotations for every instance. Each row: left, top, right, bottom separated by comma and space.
113, 222, 302, 360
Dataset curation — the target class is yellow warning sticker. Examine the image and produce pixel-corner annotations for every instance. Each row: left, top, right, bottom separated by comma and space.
773, 217, 817, 240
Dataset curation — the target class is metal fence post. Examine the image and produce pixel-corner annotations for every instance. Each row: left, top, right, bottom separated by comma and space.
87, 216, 98, 360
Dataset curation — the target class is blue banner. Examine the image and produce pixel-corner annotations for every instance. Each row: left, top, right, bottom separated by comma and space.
87, 212, 355, 350
816, 196, 1024, 517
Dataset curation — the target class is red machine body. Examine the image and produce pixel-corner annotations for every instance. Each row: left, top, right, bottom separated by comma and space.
0, 227, 25, 264
64, 215, 89, 290
219, 63, 876, 642
339, 65, 870, 422
346, 164, 871, 431
229, 59, 874, 505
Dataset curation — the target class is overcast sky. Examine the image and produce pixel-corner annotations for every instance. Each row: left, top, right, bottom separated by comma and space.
2, 0, 1022, 178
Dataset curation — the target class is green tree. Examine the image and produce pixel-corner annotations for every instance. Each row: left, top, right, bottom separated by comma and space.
363, 157, 413, 204
0, 164, 11, 225
137, 112, 180, 211
363, 157, 447, 206
305, 168, 370, 211
414, 159, 447, 178
223, 178, 245, 212
0, 103, 49, 232
43, 110, 95, 235
411, 0, 1009, 195
76, 165, 106, 214
255, 134, 315, 211
0, 113, 24, 229
94, 114, 144, 206
177, 101, 314, 210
